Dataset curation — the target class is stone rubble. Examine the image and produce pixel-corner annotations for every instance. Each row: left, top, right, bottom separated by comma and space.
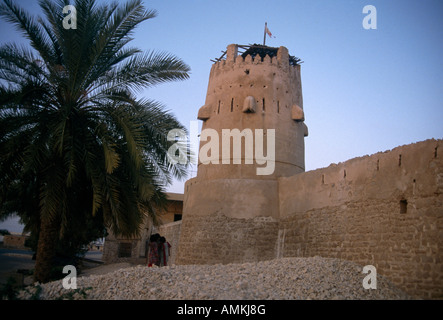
16, 256, 412, 300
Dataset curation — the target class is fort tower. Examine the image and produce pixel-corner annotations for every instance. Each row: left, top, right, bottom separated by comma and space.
176, 44, 308, 264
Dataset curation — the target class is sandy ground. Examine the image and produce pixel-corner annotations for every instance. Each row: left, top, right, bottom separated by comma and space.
17, 257, 413, 300
79, 262, 135, 277
16, 262, 138, 286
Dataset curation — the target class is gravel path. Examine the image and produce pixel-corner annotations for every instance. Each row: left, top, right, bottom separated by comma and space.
16, 256, 411, 300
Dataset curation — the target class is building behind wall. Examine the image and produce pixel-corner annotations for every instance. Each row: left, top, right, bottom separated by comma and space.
2, 233, 30, 249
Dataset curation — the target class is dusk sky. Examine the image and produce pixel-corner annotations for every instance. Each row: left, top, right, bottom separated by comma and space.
1, 0, 442, 232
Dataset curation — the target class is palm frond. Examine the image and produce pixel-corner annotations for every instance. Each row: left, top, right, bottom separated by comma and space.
89, 50, 190, 98
0, 0, 56, 63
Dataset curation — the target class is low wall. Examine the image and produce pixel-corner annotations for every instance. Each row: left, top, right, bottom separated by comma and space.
157, 220, 182, 265
3, 234, 29, 249
102, 232, 143, 265
175, 177, 281, 265
278, 139, 443, 298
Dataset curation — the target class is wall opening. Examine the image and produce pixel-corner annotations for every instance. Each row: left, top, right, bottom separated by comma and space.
400, 199, 408, 214
118, 242, 132, 258
321, 174, 325, 184
344, 170, 347, 179
398, 154, 402, 167
231, 98, 234, 112
262, 98, 265, 112
277, 101, 280, 113
377, 159, 379, 171
435, 146, 438, 158
217, 100, 220, 114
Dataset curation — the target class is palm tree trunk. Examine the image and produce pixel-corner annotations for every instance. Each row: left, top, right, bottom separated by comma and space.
34, 216, 59, 283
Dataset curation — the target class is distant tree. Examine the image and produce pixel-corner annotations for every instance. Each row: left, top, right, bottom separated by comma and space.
0, 0, 191, 282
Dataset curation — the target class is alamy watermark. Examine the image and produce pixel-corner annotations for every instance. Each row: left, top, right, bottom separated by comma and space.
362, 265, 377, 289
62, 5, 77, 29
63, 5, 377, 31
362, 5, 377, 30
62, 265, 77, 289
167, 121, 276, 176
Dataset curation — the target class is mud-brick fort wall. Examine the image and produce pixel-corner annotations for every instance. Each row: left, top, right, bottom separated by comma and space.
173, 139, 442, 298
176, 207, 279, 265
278, 139, 443, 299
102, 232, 145, 264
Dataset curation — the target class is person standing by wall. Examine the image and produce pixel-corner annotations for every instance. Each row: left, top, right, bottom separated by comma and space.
147, 233, 161, 267
159, 236, 171, 266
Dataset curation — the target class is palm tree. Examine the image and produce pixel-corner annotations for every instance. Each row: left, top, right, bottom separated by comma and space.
0, 0, 191, 282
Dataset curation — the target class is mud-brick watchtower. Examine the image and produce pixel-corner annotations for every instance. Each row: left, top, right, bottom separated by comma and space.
176, 44, 308, 265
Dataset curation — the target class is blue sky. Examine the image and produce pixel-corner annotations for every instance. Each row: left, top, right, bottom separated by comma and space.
134, 0, 443, 189
1, 0, 442, 232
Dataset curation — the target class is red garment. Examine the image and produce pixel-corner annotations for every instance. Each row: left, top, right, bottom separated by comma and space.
147, 242, 160, 267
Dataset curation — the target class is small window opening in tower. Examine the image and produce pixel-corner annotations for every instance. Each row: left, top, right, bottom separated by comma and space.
262, 98, 265, 112
398, 154, 402, 166
277, 101, 280, 113
377, 159, 380, 171
244, 69, 249, 75
344, 170, 347, 178
231, 98, 234, 112
400, 199, 408, 214
217, 100, 220, 114
321, 174, 325, 184
435, 146, 438, 158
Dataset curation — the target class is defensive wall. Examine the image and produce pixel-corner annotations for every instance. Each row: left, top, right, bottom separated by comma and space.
172, 138, 443, 299
278, 138, 443, 299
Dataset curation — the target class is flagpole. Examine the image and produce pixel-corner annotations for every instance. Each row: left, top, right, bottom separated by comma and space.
263, 22, 267, 46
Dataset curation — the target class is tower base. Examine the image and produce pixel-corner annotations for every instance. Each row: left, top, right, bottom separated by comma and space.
175, 177, 280, 265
